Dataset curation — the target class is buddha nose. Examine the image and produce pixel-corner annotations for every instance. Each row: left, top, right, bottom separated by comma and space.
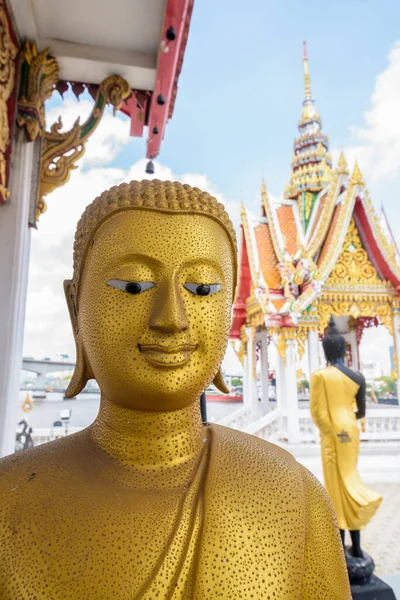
149, 278, 189, 334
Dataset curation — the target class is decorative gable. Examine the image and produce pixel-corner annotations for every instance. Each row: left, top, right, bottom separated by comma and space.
326, 218, 387, 288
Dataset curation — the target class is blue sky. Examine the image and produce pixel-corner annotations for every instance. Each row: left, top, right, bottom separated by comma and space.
151, 0, 400, 212
28, 0, 400, 371
47, 0, 400, 211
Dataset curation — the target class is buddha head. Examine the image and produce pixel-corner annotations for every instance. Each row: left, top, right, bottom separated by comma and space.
322, 317, 346, 364
64, 180, 237, 411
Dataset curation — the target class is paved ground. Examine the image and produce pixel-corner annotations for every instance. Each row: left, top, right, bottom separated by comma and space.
362, 482, 400, 578
289, 445, 400, 578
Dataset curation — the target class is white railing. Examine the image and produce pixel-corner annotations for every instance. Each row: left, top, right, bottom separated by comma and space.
299, 409, 319, 443
27, 408, 400, 448
217, 405, 254, 430
244, 409, 281, 441
227, 407, 400, 444
361, 408, 400, 441
298, 408, 400, 443
30, 427, 82, 446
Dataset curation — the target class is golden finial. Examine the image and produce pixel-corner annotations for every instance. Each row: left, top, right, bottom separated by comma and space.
261, 177, 267, 195
303, 41, 312, 101
350, 160, 364, 186
337, 150, 349, 175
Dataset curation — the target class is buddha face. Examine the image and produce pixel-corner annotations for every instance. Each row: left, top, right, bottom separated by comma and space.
76, 210, 234, 411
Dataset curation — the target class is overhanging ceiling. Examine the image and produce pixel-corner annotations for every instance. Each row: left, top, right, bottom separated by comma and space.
9, 0, 166, 90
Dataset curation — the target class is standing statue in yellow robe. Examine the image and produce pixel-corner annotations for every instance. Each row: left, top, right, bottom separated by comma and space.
310, 317, 382, 558
0, 181, 350, 599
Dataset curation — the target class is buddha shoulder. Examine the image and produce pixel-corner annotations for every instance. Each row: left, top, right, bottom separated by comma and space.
0, 431, 89, 508
208, 424, 316, 503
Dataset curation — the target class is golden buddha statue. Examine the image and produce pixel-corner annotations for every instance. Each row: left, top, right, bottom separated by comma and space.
0, 181, 350, 599
310, 318, 382, 559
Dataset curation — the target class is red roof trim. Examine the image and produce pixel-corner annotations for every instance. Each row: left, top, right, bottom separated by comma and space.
146, 0, 194, 159
231, 227, 251, 339
354, 197, 400, 288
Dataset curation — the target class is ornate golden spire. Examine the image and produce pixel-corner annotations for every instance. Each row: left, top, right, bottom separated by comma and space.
261, 177, 267, 195
303, 41, 312, 101
285, 43, 333, 234
337, 151, 349, 175
285, 42, 332, 210
300, 41, 320, 126
350, 160, 364, 186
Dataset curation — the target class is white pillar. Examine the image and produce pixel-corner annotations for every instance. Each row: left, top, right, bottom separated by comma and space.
245, 326, 258, 418
0, 130, 35, 457
243, 350, 250, 406
393, 312, 400, 401
284, 339, 300, 444
307, 329, 321, 443
346, 327, 359, 371
307, 329, 320, 377
275, 342, 286, 437
275, 336, 300, 444
257, 330, 269, 411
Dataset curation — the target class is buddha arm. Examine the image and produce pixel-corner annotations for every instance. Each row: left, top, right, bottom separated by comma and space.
300, 465, 351, 599
309, 371, 331, 434
355, 374, 366, 419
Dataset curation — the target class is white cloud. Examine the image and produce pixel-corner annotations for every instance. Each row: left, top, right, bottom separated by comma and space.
25, 99, 241, 360
329, 40, 400, 243
333, 42, 400, 181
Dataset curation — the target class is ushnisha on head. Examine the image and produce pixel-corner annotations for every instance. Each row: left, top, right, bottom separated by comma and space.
64, 180, 238, 411
322, 317, 346, 364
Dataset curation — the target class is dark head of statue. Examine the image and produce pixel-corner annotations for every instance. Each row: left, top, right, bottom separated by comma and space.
322, 317, 346, 364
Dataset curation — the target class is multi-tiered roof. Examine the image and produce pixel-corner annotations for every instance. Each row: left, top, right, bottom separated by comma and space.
231, 45, 400, 339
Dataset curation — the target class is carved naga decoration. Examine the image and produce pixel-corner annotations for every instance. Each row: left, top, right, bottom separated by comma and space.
278, 239, 321, 308
38, 75, 131, 220
17, 40, 131, 222
17, 41, 59, 141
0, 0, 18, 202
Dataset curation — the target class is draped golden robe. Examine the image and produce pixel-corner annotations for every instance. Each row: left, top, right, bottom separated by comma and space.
0, 424, 351, 599
310, 366, 382, 531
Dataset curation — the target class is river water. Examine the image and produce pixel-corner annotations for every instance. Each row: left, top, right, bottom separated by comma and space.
17, 391, 241, 431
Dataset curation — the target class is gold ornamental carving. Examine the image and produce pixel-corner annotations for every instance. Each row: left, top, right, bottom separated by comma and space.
317, 299, 394, 335
37, 75, 131, 220
327, 219, 385, 287
17, 41, 59, 141
230, 340, 245, 365
0, 0, 18, 201
270, 327, 298, 363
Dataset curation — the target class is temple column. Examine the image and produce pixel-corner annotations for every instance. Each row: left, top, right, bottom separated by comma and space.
347, 328, 360, 371
307, 329, 320, 377
245, 326, 258, 418
284, 339, 300, 444
256, 329, 270, 411
0, 130, 36, 457
307, 329, 321, 443
275, 333, 300, 444
392, 311, 400, 400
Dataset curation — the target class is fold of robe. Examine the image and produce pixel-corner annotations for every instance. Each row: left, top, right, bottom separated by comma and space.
310, 366, 382, 531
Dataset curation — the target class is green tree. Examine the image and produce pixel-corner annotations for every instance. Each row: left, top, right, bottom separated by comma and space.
374, 376, 397, 396
297, 379, 309, 392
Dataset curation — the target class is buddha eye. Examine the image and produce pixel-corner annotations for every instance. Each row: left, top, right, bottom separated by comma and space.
107, 280, 156, 294
183, 283, 222, 296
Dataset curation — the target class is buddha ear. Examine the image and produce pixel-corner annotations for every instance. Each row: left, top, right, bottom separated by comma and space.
213, 368, 230, 394
64, 280, 93, 398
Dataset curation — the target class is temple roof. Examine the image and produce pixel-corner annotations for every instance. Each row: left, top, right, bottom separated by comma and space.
232, 47, 400, 334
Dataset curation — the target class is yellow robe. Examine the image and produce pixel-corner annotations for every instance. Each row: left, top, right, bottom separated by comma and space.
0, 425, 351, 599
310, 366, 382, 530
